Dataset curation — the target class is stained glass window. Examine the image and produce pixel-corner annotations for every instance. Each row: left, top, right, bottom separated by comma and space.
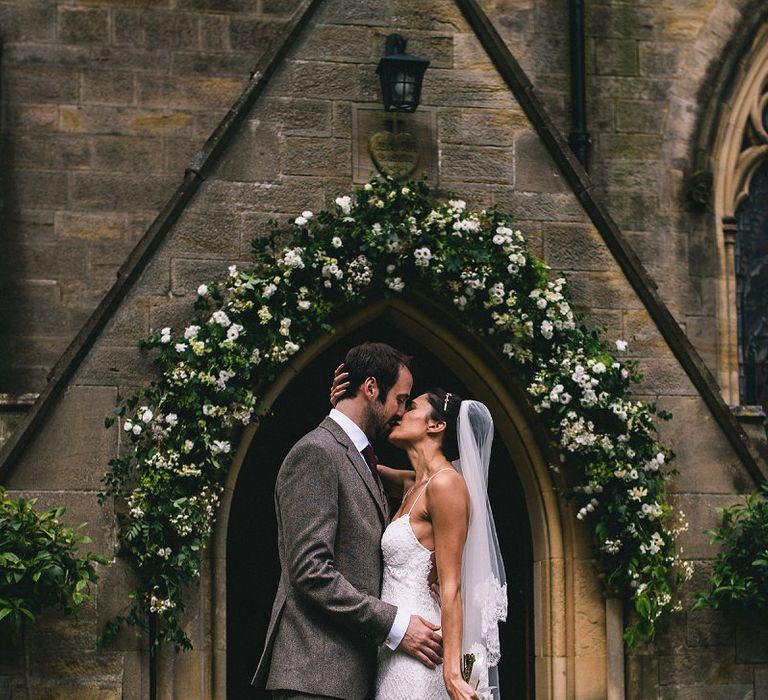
735, 160, 768, 411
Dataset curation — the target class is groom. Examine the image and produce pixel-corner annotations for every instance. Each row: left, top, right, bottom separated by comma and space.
253, 342, 443, 699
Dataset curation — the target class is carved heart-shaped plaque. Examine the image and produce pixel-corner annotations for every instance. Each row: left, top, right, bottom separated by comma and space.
368, 130, 420, 179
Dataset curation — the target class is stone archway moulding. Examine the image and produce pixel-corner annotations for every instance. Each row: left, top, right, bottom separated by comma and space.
713, 24, 768, 403
202, 297, 594, 700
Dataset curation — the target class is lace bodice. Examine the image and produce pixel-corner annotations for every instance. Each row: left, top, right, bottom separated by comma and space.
375, 471, 450, 700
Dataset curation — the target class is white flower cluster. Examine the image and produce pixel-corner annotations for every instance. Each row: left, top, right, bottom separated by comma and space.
346, 254, 373, 291
149, 592, 176, 614
278, 246, 306, 270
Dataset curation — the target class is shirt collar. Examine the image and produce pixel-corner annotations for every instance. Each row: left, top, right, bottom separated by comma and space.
328, 408, 369, 452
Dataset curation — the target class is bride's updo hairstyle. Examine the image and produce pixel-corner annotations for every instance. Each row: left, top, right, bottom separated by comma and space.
426, 388, 462, 461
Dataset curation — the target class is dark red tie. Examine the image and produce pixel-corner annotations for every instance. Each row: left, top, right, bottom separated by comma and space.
361, 444, 379, 480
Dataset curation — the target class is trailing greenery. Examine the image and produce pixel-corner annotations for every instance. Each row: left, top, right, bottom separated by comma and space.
101, 177, 689, 649
0, 486, 106, 630
694, 482, 768, 618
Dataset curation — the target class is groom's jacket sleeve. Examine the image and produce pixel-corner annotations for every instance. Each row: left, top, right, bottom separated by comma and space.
276, 439, 397, 644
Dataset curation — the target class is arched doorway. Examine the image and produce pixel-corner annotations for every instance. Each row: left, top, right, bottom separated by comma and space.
226, 319, 535, 699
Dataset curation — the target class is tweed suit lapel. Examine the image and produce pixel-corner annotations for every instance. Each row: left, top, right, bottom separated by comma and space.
320, 417, 388, 524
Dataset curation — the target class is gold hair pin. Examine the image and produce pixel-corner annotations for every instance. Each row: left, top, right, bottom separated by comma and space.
443, 392, 452, 411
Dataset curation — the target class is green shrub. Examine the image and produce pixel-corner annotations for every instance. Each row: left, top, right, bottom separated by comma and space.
0, 486, 108, 629
695, 482, 768, 616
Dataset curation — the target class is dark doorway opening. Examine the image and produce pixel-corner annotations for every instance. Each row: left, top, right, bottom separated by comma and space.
226, 321, 535, 698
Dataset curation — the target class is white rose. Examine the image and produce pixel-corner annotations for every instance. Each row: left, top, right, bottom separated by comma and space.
140, 407, 153, 423
228, 265, 238, 277
331, 236, 343, 248
165, 413, 178, 426
159, 327, 172, 344
301, 210, 313, 219
616, 339, 628, 351
212, 310, 231, 327
175, 342, 187, 353
227, 323, 243, 341
197, 284, 208, 296
184, 325, 200, 340
294, 215, 308, 226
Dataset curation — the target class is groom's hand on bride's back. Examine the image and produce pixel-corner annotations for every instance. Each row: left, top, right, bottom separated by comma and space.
400, 615, 443, 668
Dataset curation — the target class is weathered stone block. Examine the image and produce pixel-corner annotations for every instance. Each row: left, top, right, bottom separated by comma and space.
633, 357, 697, 397
616, 100, 667, 134
166, 204, 243, 258
92, 136, 165, 173
658, 647, 753, 687
735, 617, 768, 663
591, 4, 658, 39
421, 69, 515, 109
10, 104, 59, 132
137, 73, 244, 110
14, 134, 92, 171
60, 105, 194, 137
170, 50, 254, 77
685, 609, 735, 647
440, 143, 513, 184
77, 345, 156, 387
543, 223, 615, 271
638, 41, 681, 76
515, 130, 569, 193
0, 1, 55, 42
213, 122, 281, 181
82, 70, 136, 105
113, 10, 143, 46
493, 190, 587, 222
143, 10, 200, 49
6, 66, 79, 103
4, 386, 117, 491
281, 137, 351, 177
71, 172, 177, 210
600, 133, 662, 159
595, 38, 638, 76
320, 0, 392, 26
15, 170, 69, 209
58, 7, 110, 44
200, 14, 227, 50
438, 107, 525, 146
260, 98, 334, 137
272, 60, 379, 102
100, 297, 151, 348
229, 17, 284, 52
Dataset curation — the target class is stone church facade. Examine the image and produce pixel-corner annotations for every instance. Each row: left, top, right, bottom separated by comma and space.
0, 0, 767, 698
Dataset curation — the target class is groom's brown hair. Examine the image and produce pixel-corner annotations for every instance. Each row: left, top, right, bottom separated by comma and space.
341, 342, 413, 403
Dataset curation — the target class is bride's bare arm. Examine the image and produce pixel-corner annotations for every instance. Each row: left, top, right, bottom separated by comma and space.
428, 471, 478, 700
377, 465, 415, 500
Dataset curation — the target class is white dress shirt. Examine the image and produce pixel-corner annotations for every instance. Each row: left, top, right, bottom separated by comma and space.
328, 408, 410, 650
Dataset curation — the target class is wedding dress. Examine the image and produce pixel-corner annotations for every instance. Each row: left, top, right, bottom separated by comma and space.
375, 469, 451, 700
375, 401, 507, 700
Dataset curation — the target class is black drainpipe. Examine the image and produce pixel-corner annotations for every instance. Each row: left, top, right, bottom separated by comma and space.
568, 0, 590, 170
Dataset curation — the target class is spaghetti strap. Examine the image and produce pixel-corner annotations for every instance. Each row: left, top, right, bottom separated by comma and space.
406, 467, 453, 516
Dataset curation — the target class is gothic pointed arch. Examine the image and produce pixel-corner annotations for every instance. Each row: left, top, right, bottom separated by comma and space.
712, 23, 768, 408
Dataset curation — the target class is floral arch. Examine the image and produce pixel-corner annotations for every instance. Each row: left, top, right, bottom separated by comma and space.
101, 178, 689, 658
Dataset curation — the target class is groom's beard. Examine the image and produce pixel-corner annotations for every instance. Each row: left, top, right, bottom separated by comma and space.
363, 402, 398, 440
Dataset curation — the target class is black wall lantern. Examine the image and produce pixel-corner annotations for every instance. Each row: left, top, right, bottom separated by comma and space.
376, 34, 429, 113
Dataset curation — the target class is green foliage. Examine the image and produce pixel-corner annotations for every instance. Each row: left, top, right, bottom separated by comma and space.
101, 177, 686, 649
694, 482, 768, 618
0, 486, 107, 630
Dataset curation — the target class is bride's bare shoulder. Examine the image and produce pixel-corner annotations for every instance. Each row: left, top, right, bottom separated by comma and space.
427, 468, 469, 505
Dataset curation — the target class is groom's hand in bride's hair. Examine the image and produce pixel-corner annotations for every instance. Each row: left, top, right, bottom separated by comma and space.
329, 363, 349, 406
400, 615, 443, 668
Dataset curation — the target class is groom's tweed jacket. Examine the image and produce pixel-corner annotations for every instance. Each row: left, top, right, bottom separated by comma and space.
252, 416, 397, 699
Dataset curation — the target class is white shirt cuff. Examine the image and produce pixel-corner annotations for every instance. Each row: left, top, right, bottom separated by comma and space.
385, 607, 410, 650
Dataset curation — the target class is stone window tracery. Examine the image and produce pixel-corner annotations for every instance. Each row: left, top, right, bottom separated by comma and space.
713, 25, 768, 408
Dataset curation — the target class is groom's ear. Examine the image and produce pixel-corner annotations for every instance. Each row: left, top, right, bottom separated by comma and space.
362, 376, 379, 401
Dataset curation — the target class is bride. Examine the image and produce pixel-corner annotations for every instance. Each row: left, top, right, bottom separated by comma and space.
332, 374, 507, 700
